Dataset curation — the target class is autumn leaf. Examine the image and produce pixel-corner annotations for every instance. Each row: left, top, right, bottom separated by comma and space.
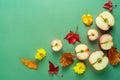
20, 58, 38, 70
108, 47, 120, 66
60, 52, 75, 67
103, 0, 113, 11
64, 26, 80, 44
48, 61, 59, 74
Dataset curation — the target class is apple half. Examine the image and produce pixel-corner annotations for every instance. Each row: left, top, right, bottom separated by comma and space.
99, 34, 113, 50
87, 29, 99, 41
51, 40, 62, 52
75, 44, 90, 60
96, 11, 115, 31
89, 51, 108, 71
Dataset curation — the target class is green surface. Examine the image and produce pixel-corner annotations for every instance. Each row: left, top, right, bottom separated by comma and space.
0, 0, 120, 80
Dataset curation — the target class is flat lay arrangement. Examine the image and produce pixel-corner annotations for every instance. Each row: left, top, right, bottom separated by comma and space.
20, 0, 119, 77
1, 0, 120, 80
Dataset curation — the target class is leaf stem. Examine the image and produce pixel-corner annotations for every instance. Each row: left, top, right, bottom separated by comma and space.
75, 26, 78, 33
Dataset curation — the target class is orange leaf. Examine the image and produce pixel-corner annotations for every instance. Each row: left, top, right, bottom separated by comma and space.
20, 58, 38, 70
108, 47, 120, 66
60, 52, 75, 67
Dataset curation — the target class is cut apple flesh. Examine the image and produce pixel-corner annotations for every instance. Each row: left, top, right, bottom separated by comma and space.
99, 34, 113, 50
77, 52, 89, 60
96, 11, 115, 31
51, 40, 62, 52
52, 44, 62, 51
101, 41, 113, 50
87, 29, 99, 41
89, 51, 108, 71
75, 44, 90, 60
100, 12, 114, 26
96, 16, 110, 31
93, 57, 108, 71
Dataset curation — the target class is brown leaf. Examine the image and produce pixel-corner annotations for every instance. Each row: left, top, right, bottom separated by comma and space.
20, 58, 38, 70
108, 47, 120, 66
60, 52, 75, 67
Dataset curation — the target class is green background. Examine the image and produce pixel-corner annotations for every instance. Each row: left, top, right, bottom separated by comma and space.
0, 0, 120, 80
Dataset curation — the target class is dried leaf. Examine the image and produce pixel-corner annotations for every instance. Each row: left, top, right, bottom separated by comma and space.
48, 61, 59, 74
60, 52, 75, 67
103, 0, 113, 11
108, 47, 120, 66
64, 31, 80, 44
20, 58, 38, 70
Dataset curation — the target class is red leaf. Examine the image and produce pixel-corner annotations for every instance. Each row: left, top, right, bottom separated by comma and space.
64, 31, 80, 44
103, 0, 113, 11
68, 37, 76, 44
64, 31, 74, 39
48, 61, 59, 74
74, 34, 80, 42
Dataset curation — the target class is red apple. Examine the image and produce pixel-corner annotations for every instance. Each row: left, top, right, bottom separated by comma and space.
87, 29, 99, 41
75, 44, 90, 60
89, 50, 109, 71
99, 34, 113, 50
51, 40, 62, 52
96, 11, 115, 31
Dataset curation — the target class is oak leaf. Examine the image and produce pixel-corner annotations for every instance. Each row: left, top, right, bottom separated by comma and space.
108, 47, 120, 66
60, 52, 75, 67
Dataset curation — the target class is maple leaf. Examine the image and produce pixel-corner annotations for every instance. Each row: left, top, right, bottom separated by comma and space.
20, 58, 38, 70
108, 47, 120, 66
103, 0, 113, 11
48, 61, 59, 74
64, 27, 80, 44
60, 52, 75, 67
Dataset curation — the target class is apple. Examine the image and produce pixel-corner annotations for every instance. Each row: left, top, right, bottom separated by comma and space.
51, 40, 62, 52
87, 29, 99, 41
89, 50, 109, 71
99, 34, 113, 50
96, 11, 115, 31
75, 44, 90, 60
